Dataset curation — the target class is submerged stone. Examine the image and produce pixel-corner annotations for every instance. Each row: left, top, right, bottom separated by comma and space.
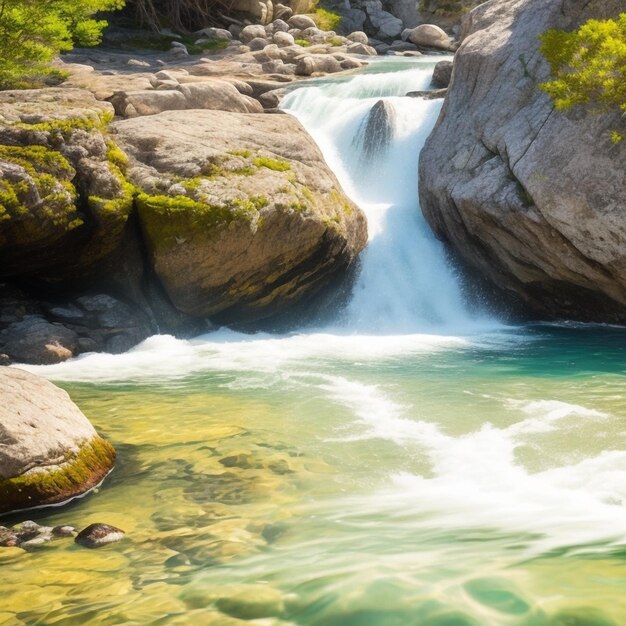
464, 578, 530, 615
75, 523, 126, 549
0, 368, 116, 515
356, 99, 395, 164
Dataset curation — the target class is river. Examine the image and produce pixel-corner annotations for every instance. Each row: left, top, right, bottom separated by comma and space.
6, 57, 626, 626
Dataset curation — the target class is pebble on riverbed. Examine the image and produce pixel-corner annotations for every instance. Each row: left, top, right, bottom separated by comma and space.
0, 520, 125, 550
74, 523, 126, 548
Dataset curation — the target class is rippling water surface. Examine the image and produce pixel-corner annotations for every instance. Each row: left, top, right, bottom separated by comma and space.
4, 59, 626, 626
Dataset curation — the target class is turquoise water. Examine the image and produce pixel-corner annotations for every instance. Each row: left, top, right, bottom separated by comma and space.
6, 324, 626, 625
4, 59, 626, 625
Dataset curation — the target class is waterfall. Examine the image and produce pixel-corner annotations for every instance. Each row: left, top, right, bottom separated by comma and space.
281, 59, 480, 333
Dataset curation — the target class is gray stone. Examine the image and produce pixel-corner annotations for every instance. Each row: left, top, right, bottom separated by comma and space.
194, 27, 232, 41
347, 31, 368, 44
389, 40, 418, 52
112, 109, 367, 322
127, 58, 151, 68
240, 24, 268, 43
419, 0, 626, 322
346, 42, 377, 56
273, 31, 295, 46
1, 316, 78, 364
75, 523, 125, 548
406, 23, 452, 49
288, 14, 317, 30
273, 3, 293, 20
295, 54, 343, 76
248, 37, 270, 51
431, 60, 453, 88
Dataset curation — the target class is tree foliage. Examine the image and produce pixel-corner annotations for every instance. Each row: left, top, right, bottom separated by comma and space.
539, 13, 626, 141
0, 0, 125, 89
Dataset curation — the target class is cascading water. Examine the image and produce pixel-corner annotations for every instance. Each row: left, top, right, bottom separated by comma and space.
281, 58, 478, 332
9, 59, 626, 626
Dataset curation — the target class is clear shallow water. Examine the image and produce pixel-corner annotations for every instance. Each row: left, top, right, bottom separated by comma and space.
4, 59, 626, 626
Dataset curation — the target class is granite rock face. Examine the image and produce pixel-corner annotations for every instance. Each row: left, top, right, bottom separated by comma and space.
112, 109, 367, 323
0, 368, 116, 515
419, 0, 626, 322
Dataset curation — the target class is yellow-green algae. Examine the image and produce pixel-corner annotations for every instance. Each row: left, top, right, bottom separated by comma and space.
137, 192, 270, 253
0, 435, 116, 515
0, 144, 80, 229
253, 156, 291, 172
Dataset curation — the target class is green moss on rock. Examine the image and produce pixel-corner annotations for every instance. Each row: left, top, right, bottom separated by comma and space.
0, 144, 80, 229
253, 156, 291, 172
15, 110, 114, 137
0, 435, 116, 515
137, 191, 269, 253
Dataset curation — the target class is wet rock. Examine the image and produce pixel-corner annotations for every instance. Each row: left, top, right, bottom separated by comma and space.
219, 453, 253, 469
181, 584, 285, 618
406, 88, 447, 100
340, 57, 364, 70
0, 315, 79, 364
0, 526, 18, 547
0, 368, 116, 515
431, 60, 453, 88
75, 523, 126, 548
357, 99, 396, 162
52, 525, 77, 537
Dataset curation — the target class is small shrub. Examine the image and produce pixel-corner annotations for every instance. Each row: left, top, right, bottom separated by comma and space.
313, 7, 342, 32
539, 13, 626, 141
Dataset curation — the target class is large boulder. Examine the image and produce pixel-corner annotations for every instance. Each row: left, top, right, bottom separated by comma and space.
419, 0, 626, 323
110, 110, 367, 323
0, 368, 116, 515
0, 90, 133, 280
110, 81, 263, 118
406, 23, 452, 49
295, 54, 343, 76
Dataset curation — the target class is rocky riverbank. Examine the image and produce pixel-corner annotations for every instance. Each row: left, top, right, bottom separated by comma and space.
0, 7, 461, 365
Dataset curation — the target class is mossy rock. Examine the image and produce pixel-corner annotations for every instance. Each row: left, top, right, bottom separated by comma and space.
113, 108, 367, 322
0, 368, 116, 516
0, 436, 116, 515
0, 89, 135, 279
